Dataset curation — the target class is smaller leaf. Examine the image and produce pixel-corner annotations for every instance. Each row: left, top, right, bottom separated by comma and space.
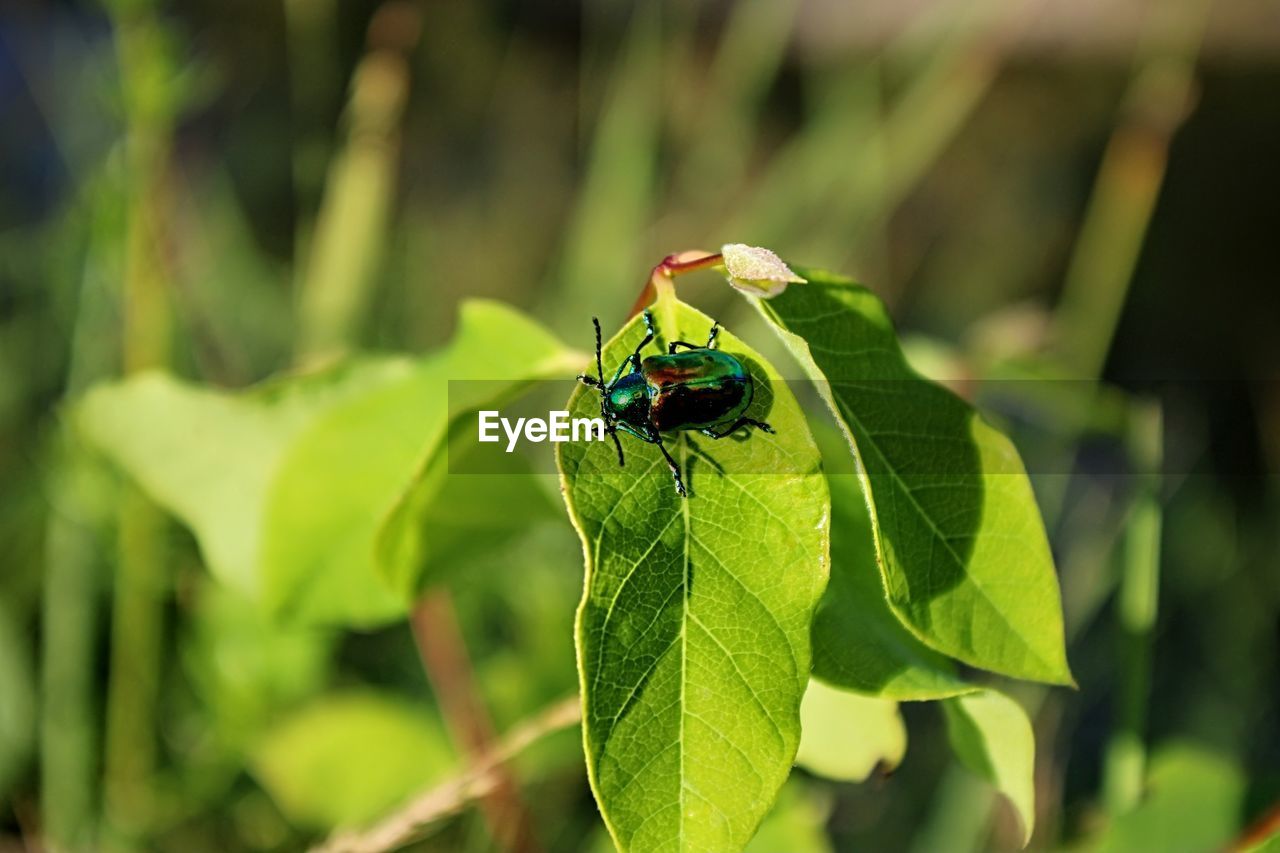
376, 419, 560, 600
79, 300, 580, 626
942, 689, 1036, 847
752, 268, 1073, 686
813, 463, 973, 699
745, 780, 833, 853
795, 680, 905, 783
1091, 742, 1245, 853
252, 691, 455, 830
77, 362, 408, 603
266, 300, 580, 624
182, 580, 332, 747
721, 243, 806, 297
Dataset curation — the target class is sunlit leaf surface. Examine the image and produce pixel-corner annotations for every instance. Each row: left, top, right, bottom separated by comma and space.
754, 269, 1072, 685
943, 689, 1036, 846
558, 293, 829, 851
80, 301, 579, 626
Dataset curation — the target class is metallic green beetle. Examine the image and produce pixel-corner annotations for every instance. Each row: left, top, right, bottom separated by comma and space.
577, 310, 774, 496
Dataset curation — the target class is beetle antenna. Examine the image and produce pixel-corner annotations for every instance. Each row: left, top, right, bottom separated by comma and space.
592, 317, 606, 387
590, 318, 624, 466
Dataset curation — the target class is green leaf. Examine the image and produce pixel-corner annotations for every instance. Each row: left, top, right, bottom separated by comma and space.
942, 689, 1036, 847
814, 469, 972, 699
78, 360, 408, 603
745, 780, 833, 853
79, 300, 580, 625
181, 580, 332, 748
795, 680, 905, 783
558, 294, 830, 852
376, 419, 561, 601
752, 267, 1072, 685
1090, 743, 1245, 853
251, 691, 455, 830
264, 300, 580, 623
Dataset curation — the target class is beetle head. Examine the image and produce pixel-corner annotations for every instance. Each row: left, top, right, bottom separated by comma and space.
578, 317, 626, 467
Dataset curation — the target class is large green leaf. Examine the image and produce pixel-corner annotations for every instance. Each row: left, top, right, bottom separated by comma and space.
753, 268, 1072, 685
251, 691, 455, 830
794, 679, 905, 783
942, 689, 1036, 847
79, 300, 580, 625
78, 361, 407, 603
376, 418, 561, 601
814, 470, 972, 699
558, 294, 829, 852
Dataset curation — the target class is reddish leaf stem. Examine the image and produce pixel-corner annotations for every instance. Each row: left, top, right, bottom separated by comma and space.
626, 250, 723, 319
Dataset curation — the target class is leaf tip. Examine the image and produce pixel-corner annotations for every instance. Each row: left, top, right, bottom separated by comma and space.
721, 243, 806, 297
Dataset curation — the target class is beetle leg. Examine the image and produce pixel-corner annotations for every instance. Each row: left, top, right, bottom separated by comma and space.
577, 374, 602, 388
608, 354, 641, 386
615, 421, 651, 442
668, 322, 719, 352
700, 417, 775, 439
642, 309, 659, 339
629, 310, 656, 361
607, 424, 626, 467
652, 434, 688, 497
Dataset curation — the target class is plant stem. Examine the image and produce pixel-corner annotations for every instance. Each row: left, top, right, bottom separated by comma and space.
282, 0, 339, 215
315, 696, 580, 853
101, 0, 177, 843
627, 250, 722, 319
410, 593, 539, 852
41, 448, 103, 850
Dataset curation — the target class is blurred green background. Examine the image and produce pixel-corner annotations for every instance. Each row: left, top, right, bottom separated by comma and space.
1, 0, 1277, 850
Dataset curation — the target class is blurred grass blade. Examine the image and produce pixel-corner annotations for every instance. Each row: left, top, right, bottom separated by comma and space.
0, 600, 35, 808
546, 4, 662, 330
729, 1, 1010, 267
1052, 0, 1209, 378
558, 291, 829, 851
672, 0, 800, 206
39, 443, 105, 849
104, 0, 184, 837
1102, 401, 1163, 814
296, 4, 420, 363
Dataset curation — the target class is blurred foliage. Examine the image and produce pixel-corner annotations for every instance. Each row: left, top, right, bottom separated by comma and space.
1, 0, 1277, 850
